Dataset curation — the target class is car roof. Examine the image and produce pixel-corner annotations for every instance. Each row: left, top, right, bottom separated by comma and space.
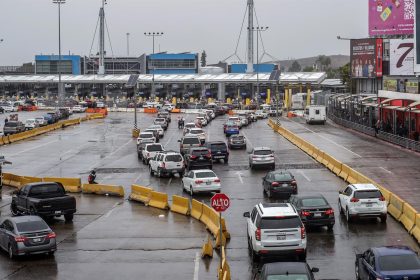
263, 262, 309, 275
144, 143, 163, 147
258, 203, 297, 217
372, 246, 417, 257
254, 147, 272, 151
1, 215, 46, 225
207, 141, 227, 144
192, 169, 215, 173
190, 147, 208, 151
351, 184, 378, 191
270, 170, 292, 175
189, 128, 203, 131
140, 132, 153, 135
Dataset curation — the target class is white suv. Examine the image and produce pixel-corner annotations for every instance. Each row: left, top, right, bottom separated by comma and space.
243, 203, 307, 262
338, 184, 387, 223
149, 151, 185, 177
141, 143, 164, 165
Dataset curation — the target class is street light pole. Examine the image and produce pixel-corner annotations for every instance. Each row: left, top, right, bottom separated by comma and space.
248, 27, 268, 101
144, 32, 164, 100
53, 0, 65, 108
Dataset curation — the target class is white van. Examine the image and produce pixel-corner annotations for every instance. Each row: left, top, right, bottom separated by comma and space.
304, 105, 326, 124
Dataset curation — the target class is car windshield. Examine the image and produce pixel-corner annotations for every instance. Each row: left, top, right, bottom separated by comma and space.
186, 124, 195, 128
16, 220, 49, 233
254, 150, 273, 156
183, 138, 200, 144
150, 125, 162, 130
354, 190, 382, 199
267, 275, 309, 280
378, 254, 420, 271
227, 126, 238, 130
210, 143, 227, 150
259, 216, 301, 229
192, 149, 209, 156
195, 171, 216, 178
190, 130, 203, 134
231, 136, 244, 141
301, 198, 328, 207
140, 134, 153, 139
146, 145, 163, 152
155, 118, 165, 122
273, 173, 293, 181
5, 122, 18, 127
166, 155, 183, 162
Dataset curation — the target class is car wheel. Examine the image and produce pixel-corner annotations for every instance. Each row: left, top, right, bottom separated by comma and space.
380, 215, 387, 223
327, 225, 334, 231
271, 164, 275, 170
298, 251, 306, 261
64, 213, 74, 222
355, 260, 361, 280
29, 207, 37, 216
10, 203, 19, 216
48, 251, 56, 256
225, 158, 229, 164
8, 244, 14, 259
346, 208, 352, 223
149, 166, 154, 176
338, 200, 344, 215
178, 172, 184, 178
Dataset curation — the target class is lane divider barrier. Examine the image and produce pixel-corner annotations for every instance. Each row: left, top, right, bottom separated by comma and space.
2, 173, 82, 193
267, 119, 420, 245
170, 195, 190, 215
129, 184, 152, 204
147, 191, 169, 210
218, 246, 231, 280
201, 236, 213, 258
82, 184, 125, 197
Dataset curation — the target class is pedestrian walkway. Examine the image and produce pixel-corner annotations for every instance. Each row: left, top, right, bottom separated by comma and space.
279, 117, 420, 212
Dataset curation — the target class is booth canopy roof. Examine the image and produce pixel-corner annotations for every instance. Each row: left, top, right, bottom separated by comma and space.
0, 72, 326, 85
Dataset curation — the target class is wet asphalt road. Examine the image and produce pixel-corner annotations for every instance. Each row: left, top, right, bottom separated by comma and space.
0, 112, 418, 280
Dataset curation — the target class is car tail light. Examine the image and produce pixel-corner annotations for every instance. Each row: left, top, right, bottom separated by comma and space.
214, 179, 220, 183
301, 211, 311, 217
47, 232, 56, 239
15, 236, 27, 242
325, 209, 334, 215
195, 180, 203, 184
350, 198, 359, 203
147, 152, 150, 158
269, 154, 274, 158
255, 228, 261, 241
206, 152, 212, 158
271, 182, 279, 187
300, 226, 306, 239
379, 196, 386, 201
161, 162, 166, 169
291, 180, 297, 186
190, 155, 197, 160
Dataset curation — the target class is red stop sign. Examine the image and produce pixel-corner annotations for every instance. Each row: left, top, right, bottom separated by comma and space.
211, 193, 230, 212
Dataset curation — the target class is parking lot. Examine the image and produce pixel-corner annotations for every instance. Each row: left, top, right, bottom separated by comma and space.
0, 112, 418, 279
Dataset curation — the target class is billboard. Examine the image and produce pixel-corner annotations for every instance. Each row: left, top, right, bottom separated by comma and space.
390, 39, 414, 75
369, 0, 415, 37
415, 0, 420, 73
351, 38, 383, 78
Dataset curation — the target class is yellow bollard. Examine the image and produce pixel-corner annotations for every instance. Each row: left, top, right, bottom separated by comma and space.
208, 97, 213, 104
284, 89, 288, 110
201, 236, 213, 258
266, 89, 271, 105
155, 97, 159, 103
245, 98, 250, 106
190, 97, 194, 103
226, 98, 232, 104
306, 85, 311, 108
172, 97, 177, 105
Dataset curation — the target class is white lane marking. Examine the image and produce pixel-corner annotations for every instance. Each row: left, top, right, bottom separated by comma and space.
107, 139, 133, 157
288, 119, 362, 158
241, 131, 253, 150
104, 202, 120, 218
379, 167, 393, 174
167, 177, 173, 187
299, 170, 311, 182
193, 252, 200, 280
164, 130, 176, 147
236, 172, 244, 184
134, 173, 142, 183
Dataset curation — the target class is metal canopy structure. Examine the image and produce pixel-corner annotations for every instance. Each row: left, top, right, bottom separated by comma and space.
0, 72, 326, 85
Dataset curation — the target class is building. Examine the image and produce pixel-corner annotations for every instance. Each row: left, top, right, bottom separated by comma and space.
83, 56, 144, 75
35, 55, 81, 75
146, 53, 198, 74
229, 63, 276, 73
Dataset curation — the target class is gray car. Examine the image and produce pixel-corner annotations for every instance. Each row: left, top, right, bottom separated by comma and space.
249, 147, 275, 170
3, 121, 25, 135
0, 216, 57, 258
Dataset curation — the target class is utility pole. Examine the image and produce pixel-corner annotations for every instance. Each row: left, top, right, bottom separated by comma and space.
248, 26, 269, 98
144, 32, 164, 99
98, 0, 107, 75
246, 0, 254, 73
52, 0, 65, 108
126, 32, 130, 56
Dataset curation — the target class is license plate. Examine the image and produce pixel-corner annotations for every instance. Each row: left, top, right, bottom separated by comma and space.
214, 156, 224, 159
282, 183, 288, 187
314, 213, 322, 217
365, 203, 372, 207
55, 211, 61, 214
199, 156, 204, 159
277, 235, 286, 240
206, 182, 211, 185
33, 238, 41, 242
217, 151, 221, 154
172, 170, 178, 173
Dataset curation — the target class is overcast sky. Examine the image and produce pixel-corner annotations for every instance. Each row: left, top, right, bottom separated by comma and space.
0, 0, 367, 65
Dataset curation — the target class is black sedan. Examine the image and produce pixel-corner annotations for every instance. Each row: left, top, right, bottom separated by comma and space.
0, 216, 57, 259
260, 262, 319, 280
289, 194, 335, 230
262, 170, 297, 198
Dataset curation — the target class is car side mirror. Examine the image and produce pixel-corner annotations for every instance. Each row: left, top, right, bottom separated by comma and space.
311, 267, 319, 273
339, 190, 344, 195
177, 140, 181, 142
243, 212, 250, 218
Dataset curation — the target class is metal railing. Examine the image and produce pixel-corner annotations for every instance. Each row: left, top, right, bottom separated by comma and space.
328, 113, 420, 153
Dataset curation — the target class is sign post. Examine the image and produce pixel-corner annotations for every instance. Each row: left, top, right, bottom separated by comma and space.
211, 193, 230, 269
126, 74, 140, 137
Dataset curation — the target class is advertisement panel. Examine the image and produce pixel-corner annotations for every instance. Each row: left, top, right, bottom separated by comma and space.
351, 39, 383, 78
390, 39, 415, 75
369, 0, 415, 37
414, 0, 420, 73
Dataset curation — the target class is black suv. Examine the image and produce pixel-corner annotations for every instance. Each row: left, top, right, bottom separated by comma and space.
262, 170, 297, 198
184, 147, 213, 170
206, 141, 229, 163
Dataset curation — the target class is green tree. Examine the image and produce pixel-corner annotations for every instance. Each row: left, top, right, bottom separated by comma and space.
200, 50, 207, 67
338, 62, 351, 91
288, 60, 301, 72
303, 66, 314, 72
316, 55, 332, 71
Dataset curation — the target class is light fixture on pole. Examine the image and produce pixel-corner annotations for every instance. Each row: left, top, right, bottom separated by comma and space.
248, 26, 269, 100
144, 32, 164, 99
52, 0, 65, 108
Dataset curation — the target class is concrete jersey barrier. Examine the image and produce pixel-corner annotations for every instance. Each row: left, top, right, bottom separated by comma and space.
388, 194, 404, 220
43, 177, 82, 193
148, 191, 169, 209
170, 195, 190, 215
82, 184, 125, 197
400, 203, 417, 232
191, 199, 204, 220
411, 214, 420, 243
129, 184, 152, 204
